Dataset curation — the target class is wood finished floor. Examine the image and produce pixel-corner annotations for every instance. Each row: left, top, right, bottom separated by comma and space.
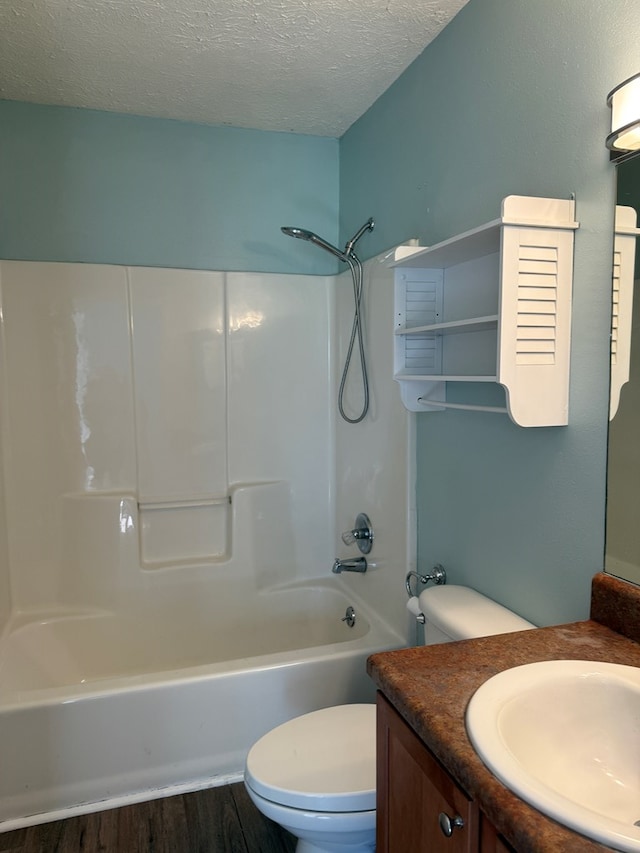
0, 783, 296, 853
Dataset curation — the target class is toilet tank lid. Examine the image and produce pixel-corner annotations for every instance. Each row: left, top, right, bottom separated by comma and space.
418, 585, 534, 640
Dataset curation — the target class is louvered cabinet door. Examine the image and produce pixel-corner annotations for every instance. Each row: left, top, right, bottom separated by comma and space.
497, 218, 574, 427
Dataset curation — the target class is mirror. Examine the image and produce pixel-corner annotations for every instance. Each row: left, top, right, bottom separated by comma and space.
606, 155, 640, 584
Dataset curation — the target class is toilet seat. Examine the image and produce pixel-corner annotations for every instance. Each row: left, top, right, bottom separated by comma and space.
244, 704, 376, 813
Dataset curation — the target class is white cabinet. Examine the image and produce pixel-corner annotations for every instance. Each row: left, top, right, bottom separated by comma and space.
391, 196, 579, 427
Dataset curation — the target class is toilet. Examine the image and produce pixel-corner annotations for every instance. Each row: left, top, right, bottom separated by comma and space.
243, 585, 534, 853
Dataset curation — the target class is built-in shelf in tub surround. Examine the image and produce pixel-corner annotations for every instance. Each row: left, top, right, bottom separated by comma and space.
368, 572, 640, 853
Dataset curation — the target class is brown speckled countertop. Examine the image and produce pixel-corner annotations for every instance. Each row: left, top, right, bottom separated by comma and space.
367, 572, 640, 853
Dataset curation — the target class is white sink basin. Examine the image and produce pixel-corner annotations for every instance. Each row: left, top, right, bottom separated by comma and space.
466, 659, 640, 852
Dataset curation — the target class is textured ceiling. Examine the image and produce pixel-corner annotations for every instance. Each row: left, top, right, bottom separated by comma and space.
0, 0, 469, 137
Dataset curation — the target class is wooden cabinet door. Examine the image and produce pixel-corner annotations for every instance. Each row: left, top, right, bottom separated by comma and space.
377, 693, 479, 852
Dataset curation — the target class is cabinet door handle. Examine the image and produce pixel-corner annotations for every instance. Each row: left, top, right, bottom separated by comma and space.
438, 811, 465, 837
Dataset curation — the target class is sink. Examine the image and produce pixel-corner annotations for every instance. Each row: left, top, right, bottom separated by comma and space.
466, 659, 640, 852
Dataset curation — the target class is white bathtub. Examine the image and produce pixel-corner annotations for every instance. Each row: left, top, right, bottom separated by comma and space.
0, 580, 403, 831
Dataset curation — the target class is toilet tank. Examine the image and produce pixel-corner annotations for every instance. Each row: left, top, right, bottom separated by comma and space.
418, 585, 534, 645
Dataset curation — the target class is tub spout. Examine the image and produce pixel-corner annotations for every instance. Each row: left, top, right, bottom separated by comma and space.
332, 557, 367, 574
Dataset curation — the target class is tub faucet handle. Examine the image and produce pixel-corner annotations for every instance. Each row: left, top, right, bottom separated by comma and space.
341, 513, 374, 554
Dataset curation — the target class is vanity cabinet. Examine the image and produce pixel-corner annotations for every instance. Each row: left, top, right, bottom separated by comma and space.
377, 693, 514, 853
390, 195, 578, 426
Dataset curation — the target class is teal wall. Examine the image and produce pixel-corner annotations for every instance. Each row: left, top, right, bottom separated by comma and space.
340, 0, 640, 625
0, 101, 340, 275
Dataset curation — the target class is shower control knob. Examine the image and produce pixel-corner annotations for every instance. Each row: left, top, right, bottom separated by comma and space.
340, 513, 374, 554
341, 529, 357, 546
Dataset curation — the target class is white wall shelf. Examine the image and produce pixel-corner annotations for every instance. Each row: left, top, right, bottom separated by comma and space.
391, 195, 579, 427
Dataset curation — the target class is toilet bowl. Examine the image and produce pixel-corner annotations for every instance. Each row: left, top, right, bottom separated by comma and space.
245, 703, 376, 853
244, 585, 534, 853
245, 790, 375, 853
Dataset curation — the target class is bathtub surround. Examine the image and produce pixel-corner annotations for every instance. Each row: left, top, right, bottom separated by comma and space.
0, 262, 335, 606
0, 256, 406, 827
0, 256, 411, 620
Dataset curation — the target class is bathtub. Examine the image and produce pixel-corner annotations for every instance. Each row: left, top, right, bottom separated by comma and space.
0, 579, 403, 831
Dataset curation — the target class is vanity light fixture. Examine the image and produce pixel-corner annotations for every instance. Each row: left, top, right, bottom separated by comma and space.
607, 72, 640, 158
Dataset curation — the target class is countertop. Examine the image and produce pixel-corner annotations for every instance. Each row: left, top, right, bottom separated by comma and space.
367, 572, 640, 853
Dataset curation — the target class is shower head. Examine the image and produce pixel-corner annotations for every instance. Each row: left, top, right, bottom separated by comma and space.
280, 226, 312, 240
281, 226, 349, 262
